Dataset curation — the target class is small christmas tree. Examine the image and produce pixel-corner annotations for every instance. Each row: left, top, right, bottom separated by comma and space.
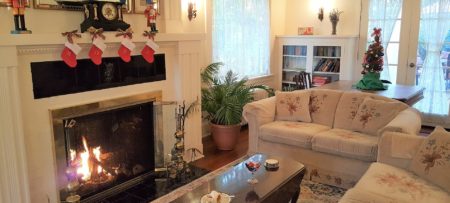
356, 28, 387, 90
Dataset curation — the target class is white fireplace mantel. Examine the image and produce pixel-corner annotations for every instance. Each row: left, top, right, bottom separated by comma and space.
0, 33, 205, 202
0, 33, 205, 46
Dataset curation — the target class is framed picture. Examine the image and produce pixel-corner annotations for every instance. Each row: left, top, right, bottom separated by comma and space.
134, 0, 160, 14
298, 27, 314, 35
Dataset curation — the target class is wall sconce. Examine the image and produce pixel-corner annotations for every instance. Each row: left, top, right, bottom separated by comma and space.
318, 7, 324, 21
188, 0, 197, 21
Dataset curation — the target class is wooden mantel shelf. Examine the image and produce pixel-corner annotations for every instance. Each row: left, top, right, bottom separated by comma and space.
0, 33, 206, 46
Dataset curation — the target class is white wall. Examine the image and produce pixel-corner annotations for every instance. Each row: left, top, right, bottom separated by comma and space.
282, 0, 362, 36
0, 0, 206, 34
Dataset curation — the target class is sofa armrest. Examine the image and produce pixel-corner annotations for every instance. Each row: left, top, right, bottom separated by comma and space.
378, 108, 422, 136
243, 97, 276, 153
377, 131, 425, 170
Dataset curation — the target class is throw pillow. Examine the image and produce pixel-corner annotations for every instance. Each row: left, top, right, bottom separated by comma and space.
351, 97, 405, 136
309, 89, 343, 127
275, 90, 311, 122
409, 126, 450, 193
334, 92, 372, 130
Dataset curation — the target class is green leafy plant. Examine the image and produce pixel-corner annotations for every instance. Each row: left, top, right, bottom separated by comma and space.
201, 62, 271, 125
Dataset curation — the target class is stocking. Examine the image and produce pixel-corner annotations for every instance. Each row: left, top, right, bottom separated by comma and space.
141, 39, 159, 63
61, 42, 81, 68
89, 38, 106, 65
118, 37, 135, 62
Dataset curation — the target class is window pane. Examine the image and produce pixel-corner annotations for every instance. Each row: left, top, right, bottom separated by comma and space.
386, 43, 399, 65
368, 0, 402, 84
390, 20, 401, 42
212, 0, 270, 78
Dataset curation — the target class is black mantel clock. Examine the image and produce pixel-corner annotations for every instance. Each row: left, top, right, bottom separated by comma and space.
79, 0, 130, 32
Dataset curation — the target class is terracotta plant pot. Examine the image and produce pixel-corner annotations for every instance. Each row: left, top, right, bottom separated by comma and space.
210, 123, 241, 150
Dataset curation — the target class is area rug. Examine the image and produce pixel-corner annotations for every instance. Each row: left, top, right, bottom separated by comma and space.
297, 180, 347, 203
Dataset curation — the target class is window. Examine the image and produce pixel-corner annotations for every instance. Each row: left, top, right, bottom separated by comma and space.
212, 0, 270, 78
367, 0, 403, 84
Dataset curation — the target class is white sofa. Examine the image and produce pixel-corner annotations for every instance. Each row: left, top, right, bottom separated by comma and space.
339, 131, 450, 202
243, 89, 422, 188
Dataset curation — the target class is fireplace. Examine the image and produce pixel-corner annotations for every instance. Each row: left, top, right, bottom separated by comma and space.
51, 92, 162, 202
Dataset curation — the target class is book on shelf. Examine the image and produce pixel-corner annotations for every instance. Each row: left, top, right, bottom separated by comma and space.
312, 76, 331, 86
284, 46, 306, 56
314, 59, 340, 72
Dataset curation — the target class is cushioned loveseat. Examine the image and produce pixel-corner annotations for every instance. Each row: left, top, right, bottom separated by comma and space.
243, 89, 422, 188
340, 129, 450, 202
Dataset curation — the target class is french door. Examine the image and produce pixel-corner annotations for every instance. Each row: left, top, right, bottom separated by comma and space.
361, 0, 450, 118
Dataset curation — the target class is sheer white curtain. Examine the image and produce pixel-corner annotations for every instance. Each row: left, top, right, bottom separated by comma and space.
414, 0, 450, 116
367, 0, 403, 82
212, 0, 270, 78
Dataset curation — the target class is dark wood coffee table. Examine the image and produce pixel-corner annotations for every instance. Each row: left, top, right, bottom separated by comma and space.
171, 153, 306, 203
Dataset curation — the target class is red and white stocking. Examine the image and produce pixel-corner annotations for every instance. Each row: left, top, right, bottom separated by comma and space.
61, 41, 82, 68
89, 37, 106, 65
118, 37, 135, 62
141, 39, 159, 63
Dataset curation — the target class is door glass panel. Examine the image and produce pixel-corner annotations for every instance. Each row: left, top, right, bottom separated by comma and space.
413, 0, 450, 116
367, 0, 403, 84
388, 65, 398, 84
390, 20, 401, 42
387, 43, 400, 65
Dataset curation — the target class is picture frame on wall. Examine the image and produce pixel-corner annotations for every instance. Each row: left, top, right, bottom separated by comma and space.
134, 0, 160, 14
298, 27, 314, 35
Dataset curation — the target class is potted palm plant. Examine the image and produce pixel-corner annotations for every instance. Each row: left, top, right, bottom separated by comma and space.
201, 62, 272, 150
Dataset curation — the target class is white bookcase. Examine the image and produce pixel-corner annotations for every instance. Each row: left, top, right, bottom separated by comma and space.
276, 35, 358, 90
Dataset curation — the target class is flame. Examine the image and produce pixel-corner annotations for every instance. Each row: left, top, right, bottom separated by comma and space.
70, 136, 110, 183
76, 136, 104, 181
70, 149, 76, 161
93, 146, 102, 175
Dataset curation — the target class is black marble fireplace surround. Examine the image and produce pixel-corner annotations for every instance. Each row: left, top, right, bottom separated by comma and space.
51, 93, 208, 203
31, 55, 166, 99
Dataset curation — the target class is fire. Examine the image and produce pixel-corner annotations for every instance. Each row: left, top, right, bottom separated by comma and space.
70, 136, 108, 182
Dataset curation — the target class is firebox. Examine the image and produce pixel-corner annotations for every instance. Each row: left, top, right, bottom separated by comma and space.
51, 92, 162, 202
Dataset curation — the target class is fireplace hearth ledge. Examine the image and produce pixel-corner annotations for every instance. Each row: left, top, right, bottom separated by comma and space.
0, 34, 205, 203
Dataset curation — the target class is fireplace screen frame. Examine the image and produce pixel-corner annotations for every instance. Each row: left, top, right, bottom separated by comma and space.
49, 91, 164, 201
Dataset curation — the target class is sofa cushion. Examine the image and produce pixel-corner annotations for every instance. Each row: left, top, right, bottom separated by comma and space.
409, 126, 450, 193
275, 90, 311, 122
344, 162, 450, 203
351, 97, 406, 136
312, 128, 378, 161
309, 89, 343, 127
259, 121, 330, 149
334, 92, 369, 130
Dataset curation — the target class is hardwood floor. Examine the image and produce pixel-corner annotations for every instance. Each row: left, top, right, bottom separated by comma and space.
192, 125, 435, 171
192, 126, 249, 171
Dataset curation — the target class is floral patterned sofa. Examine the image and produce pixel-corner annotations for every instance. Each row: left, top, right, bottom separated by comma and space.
339, 129, 450, 202
243, 89, 422, 188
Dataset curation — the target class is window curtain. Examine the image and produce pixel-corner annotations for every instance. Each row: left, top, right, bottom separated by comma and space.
212, 0, 270, 78
367, 0, 403, 82
414, 0, 450, 116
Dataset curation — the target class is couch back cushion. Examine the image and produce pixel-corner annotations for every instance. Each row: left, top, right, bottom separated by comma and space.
409, 126, 450, 193
351, 97, 407, 136
275, 90, 312, 122
309, 89, 343, 127
334, 92, 371, 130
